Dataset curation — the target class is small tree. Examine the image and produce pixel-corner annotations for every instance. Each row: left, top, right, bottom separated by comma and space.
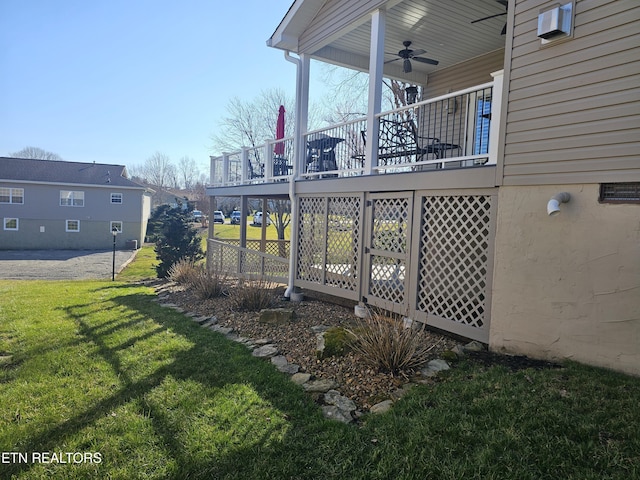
153, 205, 204, 278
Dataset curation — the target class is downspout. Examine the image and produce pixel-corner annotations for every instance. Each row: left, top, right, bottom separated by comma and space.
284, 50, 301, 298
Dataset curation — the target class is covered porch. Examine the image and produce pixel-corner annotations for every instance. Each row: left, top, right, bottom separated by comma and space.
207, 0, 510, 342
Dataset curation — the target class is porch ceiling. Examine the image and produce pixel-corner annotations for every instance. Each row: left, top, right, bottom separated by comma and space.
269, 0, 507, 84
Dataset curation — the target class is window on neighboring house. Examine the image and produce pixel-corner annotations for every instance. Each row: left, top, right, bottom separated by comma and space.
110, 221, 123, 234
3, 218, 18, 231
111, 193, 123, 204
60, 190, 84, 207
0, 187, 24, 204
66, 220, 80, 232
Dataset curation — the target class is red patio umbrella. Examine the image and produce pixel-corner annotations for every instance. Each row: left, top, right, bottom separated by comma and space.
274, 105, 285, 155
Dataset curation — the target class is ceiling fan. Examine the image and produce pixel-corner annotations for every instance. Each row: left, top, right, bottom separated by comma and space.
384, 40, 438, 73
471, 0, 508, 35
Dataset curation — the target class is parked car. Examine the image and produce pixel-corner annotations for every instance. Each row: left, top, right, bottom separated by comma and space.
230, 211, 242, 225
191, 210, 204, 221
213, 211, 225, 224
253, 211, 271, 226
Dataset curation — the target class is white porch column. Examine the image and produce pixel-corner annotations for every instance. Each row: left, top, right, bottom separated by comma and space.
283, 51, 309, 297
297, 54, 310, 179
364, 8, 386, 176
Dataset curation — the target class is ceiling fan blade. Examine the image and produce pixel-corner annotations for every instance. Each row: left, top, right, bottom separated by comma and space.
411, 49, 426, 57
501, 23, 507, 35
413, 56, 439, 66
496, 0, 509, 7
471, 12, 507, 23
384, 57, 401, 64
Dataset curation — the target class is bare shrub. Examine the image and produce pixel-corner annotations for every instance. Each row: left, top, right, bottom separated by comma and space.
168, 258, 204, 285
192, 270, 229, 300
230, 277, 277, 312
348, 311, 438, 375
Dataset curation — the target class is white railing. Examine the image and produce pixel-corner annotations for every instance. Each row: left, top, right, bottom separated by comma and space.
301, 117, 366, 179
207, 239, 289, 283
210, 73, 502, 187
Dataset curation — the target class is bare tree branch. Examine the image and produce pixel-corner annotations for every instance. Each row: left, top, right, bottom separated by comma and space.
9, 146, 63, 160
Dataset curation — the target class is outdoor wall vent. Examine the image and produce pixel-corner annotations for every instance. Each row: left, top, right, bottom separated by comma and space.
537, 2, 573, 42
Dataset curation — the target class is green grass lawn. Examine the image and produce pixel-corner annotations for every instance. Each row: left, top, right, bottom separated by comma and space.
0, 254, 639, 479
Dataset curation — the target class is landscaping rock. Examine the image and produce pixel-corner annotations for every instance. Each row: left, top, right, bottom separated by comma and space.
271, 355, 300, 374
421, 359, 450, 377
291, 373, 312, 385
252, 344, 279, 358
321, 405, 353, 424
324, 389, 357, 413
390, 383, 415, 401
315, 333, 326, 359
311, 325, 331, 334
302, 378, 338, 393
196, 316, 215, 325
369, 400, 393, 414
210, 325, 233, 335
259, 308, 296, 325
464, 340, 486, 352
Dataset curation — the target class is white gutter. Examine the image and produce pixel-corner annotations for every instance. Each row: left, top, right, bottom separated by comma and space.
283, 50, 301, 298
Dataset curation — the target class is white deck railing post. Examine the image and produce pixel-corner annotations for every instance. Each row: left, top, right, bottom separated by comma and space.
364, 8, 386, 176
488, 70, 504, 166
222, 153, 230, 186
265, 142, 274, 180
241, 147, 249, 184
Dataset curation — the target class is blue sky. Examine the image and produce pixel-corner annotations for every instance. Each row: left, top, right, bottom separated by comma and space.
0, 0, 314, 172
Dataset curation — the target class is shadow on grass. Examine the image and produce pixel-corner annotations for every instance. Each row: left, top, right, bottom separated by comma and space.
7, 283, 355, 479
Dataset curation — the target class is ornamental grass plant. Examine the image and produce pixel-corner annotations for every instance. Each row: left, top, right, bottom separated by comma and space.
348, 310, 439, 375
229, 276, 278, 312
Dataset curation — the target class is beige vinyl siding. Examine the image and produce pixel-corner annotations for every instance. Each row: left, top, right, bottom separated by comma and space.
503, 0, 640, 185
423, 50, 505, 97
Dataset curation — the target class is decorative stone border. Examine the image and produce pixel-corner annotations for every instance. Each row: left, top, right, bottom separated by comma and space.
154, 289, 485, 423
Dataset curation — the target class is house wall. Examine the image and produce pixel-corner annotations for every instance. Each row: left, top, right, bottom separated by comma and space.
503, 0, 639, 185
423, 49, 505, 97
0, 182, 147, 249
490, 184, 640, 375
490, 0, 640, 375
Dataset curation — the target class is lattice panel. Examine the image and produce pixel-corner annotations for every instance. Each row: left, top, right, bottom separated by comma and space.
416, 195, 492, 329
368, 256, 406, 304
295, 196, 360, 291
325, 196, 361, 290
371, 197, 409, 254
296, 197, 326, 284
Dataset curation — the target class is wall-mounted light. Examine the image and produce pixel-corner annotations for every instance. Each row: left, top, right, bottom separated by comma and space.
547, 192, 571, 216
405, 86, 419, 104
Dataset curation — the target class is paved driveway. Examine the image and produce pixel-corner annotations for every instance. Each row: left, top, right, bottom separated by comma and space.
0, 250, 139, 280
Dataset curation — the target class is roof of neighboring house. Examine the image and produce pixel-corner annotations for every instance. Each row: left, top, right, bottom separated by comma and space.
0, 157, 147, 189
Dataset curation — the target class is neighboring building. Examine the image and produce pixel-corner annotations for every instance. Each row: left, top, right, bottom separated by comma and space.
0, 158, 153, 250
207, 0, 639, 375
